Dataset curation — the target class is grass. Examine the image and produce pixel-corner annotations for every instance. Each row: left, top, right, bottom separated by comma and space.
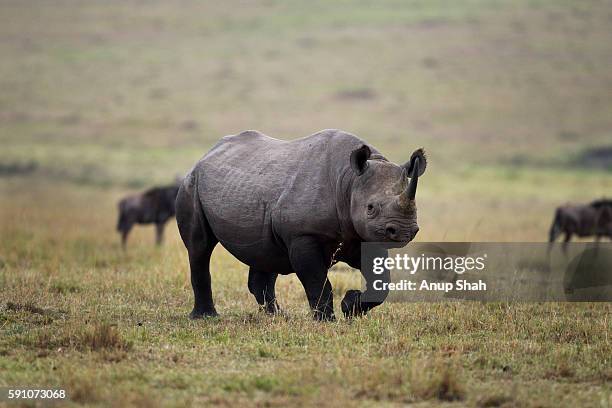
0, 182, 610, 406
1, 0, 611, 406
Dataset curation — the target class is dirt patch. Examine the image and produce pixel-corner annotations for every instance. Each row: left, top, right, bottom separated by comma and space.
422, 56, 439, 69
179, 119, 199, 132
334, 88, 377, 101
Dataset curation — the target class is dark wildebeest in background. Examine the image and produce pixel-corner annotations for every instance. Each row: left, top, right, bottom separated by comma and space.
548, 199, 612, 252
117, 184, 180, 249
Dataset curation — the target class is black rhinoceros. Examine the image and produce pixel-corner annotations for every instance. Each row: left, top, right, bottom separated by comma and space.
176, 129, 426, 320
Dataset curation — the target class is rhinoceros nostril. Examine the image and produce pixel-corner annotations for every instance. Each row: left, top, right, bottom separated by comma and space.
385, 225, 398, 238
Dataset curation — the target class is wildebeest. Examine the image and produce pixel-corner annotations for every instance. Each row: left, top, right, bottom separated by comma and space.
176, 129, 426, 320
117, 184, 180, 249
548, 199, 612, 251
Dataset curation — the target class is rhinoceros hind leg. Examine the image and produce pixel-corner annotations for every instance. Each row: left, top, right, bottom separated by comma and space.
341, 290, 363, 317
290, 237, 335, 321
184, 233, 218, 318
176, 184, 219, 319
248, 268, 282, 314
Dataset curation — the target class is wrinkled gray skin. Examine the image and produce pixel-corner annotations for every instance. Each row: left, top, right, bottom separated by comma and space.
176, 129, 426, 320
117, 184, 180, 249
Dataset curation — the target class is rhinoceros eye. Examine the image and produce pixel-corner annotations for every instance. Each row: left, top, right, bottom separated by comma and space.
367, 203, 378, 217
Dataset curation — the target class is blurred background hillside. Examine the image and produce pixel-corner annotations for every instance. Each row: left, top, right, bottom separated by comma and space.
1, 0, 611, 241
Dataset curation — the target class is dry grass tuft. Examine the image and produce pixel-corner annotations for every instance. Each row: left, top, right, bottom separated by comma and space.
82, 322, 131, 352
410, 358, 466, 402
111, 391, 161, 408
63, 372, 102, 404
477, 393, 514, 407
50, 280, 81, 294
28, 322, 131, 352
545, 362, 576, 379
6, 301, 48, 315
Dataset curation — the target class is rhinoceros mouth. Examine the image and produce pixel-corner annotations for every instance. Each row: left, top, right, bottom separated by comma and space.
372, 231, 415, 246
380, 237, 413, 248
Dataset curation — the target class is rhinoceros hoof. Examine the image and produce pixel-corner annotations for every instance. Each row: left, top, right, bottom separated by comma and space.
263, 301, 284, 316
313, 309, 336, 322
189, 308, 219, 319
341, 290, 364, 318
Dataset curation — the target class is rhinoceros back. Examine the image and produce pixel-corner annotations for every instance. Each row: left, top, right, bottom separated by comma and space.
194, 129, 369, 267
195, 132, 287, 245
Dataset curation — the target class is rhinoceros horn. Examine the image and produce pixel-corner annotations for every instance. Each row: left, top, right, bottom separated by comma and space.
406, 157, 419, 200
400, 148, 426, 202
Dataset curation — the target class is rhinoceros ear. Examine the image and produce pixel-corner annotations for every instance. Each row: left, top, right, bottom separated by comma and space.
350, 145, 372, 176
404, 148, 427, 177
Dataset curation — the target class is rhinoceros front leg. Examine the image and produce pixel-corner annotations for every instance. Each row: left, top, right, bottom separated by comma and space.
248, 268, 282, 314
341, 290, 386, 318
341, 245, 389, 318
289, 236, 335, 321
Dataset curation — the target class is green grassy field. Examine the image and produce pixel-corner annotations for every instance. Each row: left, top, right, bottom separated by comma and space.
1, 0, 611, 406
